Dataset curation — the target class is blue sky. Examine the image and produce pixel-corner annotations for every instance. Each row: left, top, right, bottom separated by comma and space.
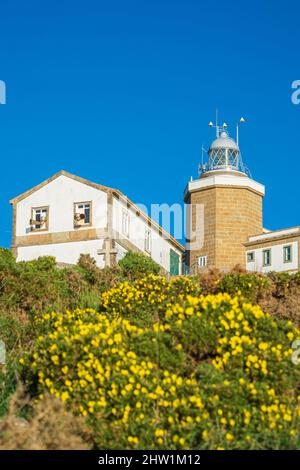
0, 0, 299, 247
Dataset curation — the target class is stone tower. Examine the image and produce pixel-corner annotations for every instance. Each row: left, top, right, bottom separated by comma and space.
185, 126, 265, 271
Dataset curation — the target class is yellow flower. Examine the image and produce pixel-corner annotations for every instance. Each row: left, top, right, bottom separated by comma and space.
185, 307, 194, 316
226, 433, 234, 441
283, 413, 292, 422
128, 436, 139, 445
258, 342, 269, 351
51, 355, 59, 365
61, 391, 69, 402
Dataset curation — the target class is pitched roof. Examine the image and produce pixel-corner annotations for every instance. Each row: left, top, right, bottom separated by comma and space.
10, 170, 184, 252
9, 170, 113, 204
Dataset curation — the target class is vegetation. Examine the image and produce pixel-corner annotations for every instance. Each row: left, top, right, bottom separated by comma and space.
118, 251, 161, 280
1, 248, 300, 449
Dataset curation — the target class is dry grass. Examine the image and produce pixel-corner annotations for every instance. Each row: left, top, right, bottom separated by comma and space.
0, 388, 92, 450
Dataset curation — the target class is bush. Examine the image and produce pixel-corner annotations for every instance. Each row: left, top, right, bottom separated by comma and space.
22, 275, 300, 450
77, 254, 122, 294
0, 248, 17, 274
100, 274, 201, 326
217, 271, 271, 303
0, 388, 91, 449
0, 250, 121, 416
0, 310, 32, 416
118, 252, 160, 280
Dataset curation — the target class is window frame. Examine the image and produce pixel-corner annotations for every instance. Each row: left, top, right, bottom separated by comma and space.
198, 255, 207, 268
145, 227, 152, 254
283, 244, 293, 264
122, 209, 130, 237
30, 206, 49, 232
247, 251, 255, 263
73, 201, 92, 228
262, 249, 271, 267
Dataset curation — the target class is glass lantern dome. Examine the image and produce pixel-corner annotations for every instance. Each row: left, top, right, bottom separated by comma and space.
208, 131, 243, 172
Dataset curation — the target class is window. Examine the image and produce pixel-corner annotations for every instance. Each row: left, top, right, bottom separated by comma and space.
198, 255, 207, 268
30, 207, 48, 231
247, 252, 255, 263
263, 249, 271, 267
74, 202, 92, 227
283, 245, 292, 263
145, 228, 151, 253
122, 210, 129, 236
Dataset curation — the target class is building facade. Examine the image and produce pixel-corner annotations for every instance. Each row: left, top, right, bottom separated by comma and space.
245, 227, 300, 273
10, 170, 184, 274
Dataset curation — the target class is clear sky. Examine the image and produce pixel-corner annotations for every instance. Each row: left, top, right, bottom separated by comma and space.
0, 0, 299, 247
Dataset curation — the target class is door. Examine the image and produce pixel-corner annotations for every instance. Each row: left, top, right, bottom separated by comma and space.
170, 249, 180, 276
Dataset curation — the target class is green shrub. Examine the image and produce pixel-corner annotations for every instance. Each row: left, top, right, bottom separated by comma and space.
0, 310, 32, 415
217, 271, 271, 303
118, 252, 160, 280
0, 248, 17, 274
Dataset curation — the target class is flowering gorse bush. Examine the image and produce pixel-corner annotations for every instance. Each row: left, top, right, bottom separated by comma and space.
100, 274, 201, 326
21, 275, 300, 449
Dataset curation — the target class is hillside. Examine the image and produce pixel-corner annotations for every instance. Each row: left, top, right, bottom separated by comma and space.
0, 248, 300, 449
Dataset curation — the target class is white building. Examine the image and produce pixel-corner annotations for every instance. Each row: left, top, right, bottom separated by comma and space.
10, 170, 184, 274
245, 227, 300, 274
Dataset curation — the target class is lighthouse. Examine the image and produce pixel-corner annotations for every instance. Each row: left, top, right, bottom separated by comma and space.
184, 122, 265, 271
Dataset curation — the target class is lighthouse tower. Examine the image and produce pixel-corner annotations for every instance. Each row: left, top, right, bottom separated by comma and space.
184, 123, 265, 271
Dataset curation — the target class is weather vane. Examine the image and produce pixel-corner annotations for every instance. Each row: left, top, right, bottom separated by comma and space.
208, 111, 246, 145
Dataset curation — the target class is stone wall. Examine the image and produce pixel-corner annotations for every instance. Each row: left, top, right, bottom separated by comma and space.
186, 185, 263, 271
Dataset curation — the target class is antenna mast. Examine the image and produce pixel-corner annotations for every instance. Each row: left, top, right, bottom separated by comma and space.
208, 110, 227, 137
199, 145, 207, 176
236, 117, 246, 145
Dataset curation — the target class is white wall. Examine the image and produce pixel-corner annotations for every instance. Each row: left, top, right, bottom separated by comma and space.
246, 241, 298, 273
185, 172, 265, 200
17, 239, 105, 268
15, 174, 182, 273
112, 197, 182, 273
116, 242, 127, 263
16, 175, 107, 236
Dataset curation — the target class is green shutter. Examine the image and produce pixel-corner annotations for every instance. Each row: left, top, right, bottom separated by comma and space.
170, 249, 180, 276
